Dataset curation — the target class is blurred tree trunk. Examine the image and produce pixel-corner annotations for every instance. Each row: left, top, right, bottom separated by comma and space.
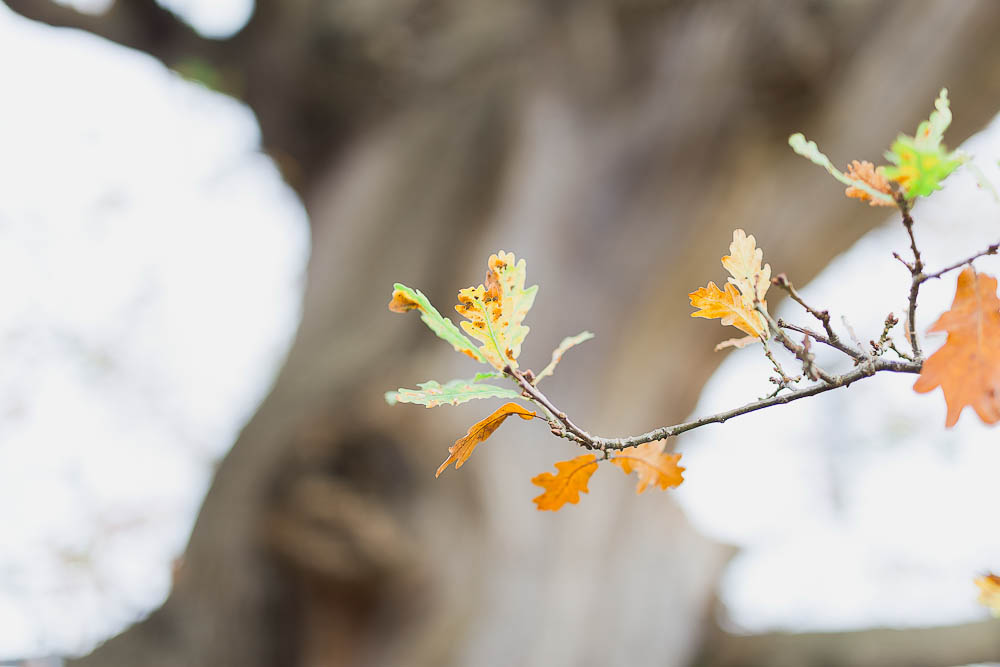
9, 1, 1000, 665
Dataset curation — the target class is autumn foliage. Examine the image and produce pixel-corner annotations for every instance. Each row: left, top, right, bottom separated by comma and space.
914, 268, 1000, 426
385, 88, 999, 611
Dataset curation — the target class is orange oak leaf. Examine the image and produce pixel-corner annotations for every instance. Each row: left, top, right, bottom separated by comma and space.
531, 454, 599, 511
611, 442, 685, 493
913, 267, 1000, 427
691, 230, 770, 342
976, 573, 1000, 615
689, 281, 768, 339
436, 402, 536, 477
844, 160, 894, 206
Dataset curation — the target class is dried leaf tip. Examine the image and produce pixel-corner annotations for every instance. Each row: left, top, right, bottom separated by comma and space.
388, 288, 421, 313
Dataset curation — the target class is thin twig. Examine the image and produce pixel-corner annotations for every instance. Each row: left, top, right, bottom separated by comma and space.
506, 366, 599, 448
529, 357, 921, 452
771, 274, 862, 360
870, 313, 899, 356
762, 339, 794, 384
920, 242, 1000, 282
778, 319, 866, 362
888, 340, 915, 362
758, 306, 836, 383
895, 194, 923, 358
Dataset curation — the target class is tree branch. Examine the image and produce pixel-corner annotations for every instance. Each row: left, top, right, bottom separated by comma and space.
920, 241, 1000, 282
511, 357, 921, 453
895, 194, 925, 358
772, 274, 864, 360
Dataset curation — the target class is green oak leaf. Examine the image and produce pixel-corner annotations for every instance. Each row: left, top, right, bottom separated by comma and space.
788, 133, 895, 205
534, 331, 595, 384
882, 88, 964, 200
388, 283, 486, 363
385, 378, 521, 408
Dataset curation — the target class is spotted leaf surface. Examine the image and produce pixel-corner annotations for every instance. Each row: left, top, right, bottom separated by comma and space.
386, 378, 520, 408
388, 283, 485, 362
455, 250, 538, 370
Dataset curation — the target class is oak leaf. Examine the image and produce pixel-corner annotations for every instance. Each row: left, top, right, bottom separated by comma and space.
455, 251, 538, 371
913, 267, 1000, 426
722, 229, 771, 307
533, 331, 595, 384
844, 160, 894, 207
436, 402, 536, 477
788, 133, 895, 205
975, 574, 1000, 616
611, 442, 685, 493
388, 283, 485, 362
883, 89, 963, 199
714, 335, 759, 351
690, 282, 768, 339
691, 230, 770, 342
531, 454, 599, 511
386, 378, 521, 408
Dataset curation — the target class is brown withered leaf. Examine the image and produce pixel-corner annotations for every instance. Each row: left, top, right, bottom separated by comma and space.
844, 160, 894, 206
531, 454, 599, 511
611, 442, 685, 493
913, 267, 1000, 426
436, 402, 536, 477
690, 282, 768, 339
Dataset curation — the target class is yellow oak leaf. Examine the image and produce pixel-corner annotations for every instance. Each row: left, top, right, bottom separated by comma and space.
436, 402, 536, 477
455, 250, 537, 370
976, 573, 1000, 616
611, 442, 685, 493
531, 454, 599, 511
722, 229, 771, 307
913, 267, 1000, 427
689, 281, 768, 339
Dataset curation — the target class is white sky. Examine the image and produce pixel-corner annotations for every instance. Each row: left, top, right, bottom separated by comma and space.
54, 0, 254, 38
0, 1, 307, 658
2, 0, 1000, 660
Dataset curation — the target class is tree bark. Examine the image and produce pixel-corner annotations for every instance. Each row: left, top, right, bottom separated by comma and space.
7, 1, 1000, 665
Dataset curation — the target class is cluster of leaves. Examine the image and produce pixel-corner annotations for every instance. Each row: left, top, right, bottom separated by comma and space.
387, 251, 683, 511
789, 89, 964, 206
386, 89, 1000, 614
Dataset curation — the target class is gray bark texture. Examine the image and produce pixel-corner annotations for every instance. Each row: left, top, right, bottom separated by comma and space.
7, 0, 1000, 665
